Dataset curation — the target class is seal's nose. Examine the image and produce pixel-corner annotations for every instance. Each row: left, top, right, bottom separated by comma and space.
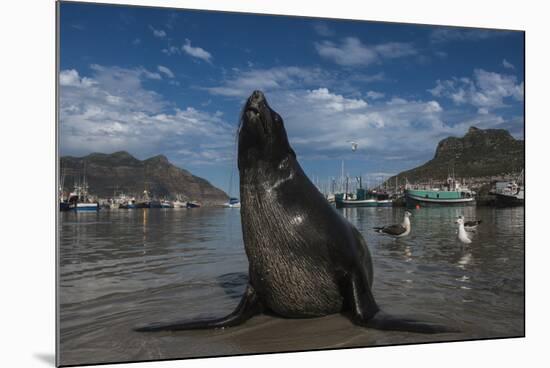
251, 90, 265, 102
248, 90, 266, 109
246, 91, 266, 114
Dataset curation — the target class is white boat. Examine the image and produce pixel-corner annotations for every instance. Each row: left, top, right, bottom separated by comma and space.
224, 198, 241, 208
173, 200, 187, 208
75, 202, 99, 211
160, 200, 174, 208
72, 179, 99, 212
492, 171, 524, 206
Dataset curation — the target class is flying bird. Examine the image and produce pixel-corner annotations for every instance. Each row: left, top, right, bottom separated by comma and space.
347, 140, 358, 151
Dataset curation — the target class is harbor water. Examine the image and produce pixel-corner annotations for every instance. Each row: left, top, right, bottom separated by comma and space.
58, 206, 524, 366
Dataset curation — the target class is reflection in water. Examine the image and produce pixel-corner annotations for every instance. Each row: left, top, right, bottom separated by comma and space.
58, 206, 524, 366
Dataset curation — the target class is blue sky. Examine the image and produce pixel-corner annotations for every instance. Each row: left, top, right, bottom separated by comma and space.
59, 2, 524, 195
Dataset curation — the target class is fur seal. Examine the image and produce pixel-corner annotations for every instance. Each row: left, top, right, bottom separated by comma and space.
135, 90, 454, 333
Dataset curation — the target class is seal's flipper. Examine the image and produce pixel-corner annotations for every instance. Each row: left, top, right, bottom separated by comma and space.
134, 285, 261, 332
348, 269, 380, 323
346, 270, 456, 334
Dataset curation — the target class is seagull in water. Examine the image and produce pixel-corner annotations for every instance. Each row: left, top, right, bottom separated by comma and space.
458, 215, 482, 232
456, 217, 472, 244
373, 210, 412, 238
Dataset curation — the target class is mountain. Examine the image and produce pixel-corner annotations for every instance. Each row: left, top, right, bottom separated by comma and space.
60, 151, 229, 205
387, 126, 524, 184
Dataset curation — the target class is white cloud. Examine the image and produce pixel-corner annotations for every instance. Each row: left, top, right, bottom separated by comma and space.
59, 69, 96, 88
478, 107, 489, 115
261, 87, 453, 162
502, 59, 515, 69
59, 66, 234, 165
206, 66, 327, 97
162, 46, 180, 56
149, 25, 166, 38
204, 66, 472, 162
366, 91, 385, 100
157, 65, 174, 78
182, 39, 212, 63
306, 88, 367, 111
315, 37, 417, 67
429, 69, 524, 112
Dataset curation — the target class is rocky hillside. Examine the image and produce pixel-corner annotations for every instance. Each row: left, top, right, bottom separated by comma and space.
388, 126, 524, 184
60, 151, 228, 205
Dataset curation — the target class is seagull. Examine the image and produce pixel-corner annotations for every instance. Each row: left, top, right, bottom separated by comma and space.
347, 140, 358, 151
458, 215, 482, 232
374, 210, 412, 238
456, 217, 472, 244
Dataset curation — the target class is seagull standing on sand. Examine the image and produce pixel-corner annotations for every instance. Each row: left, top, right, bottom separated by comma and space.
458, 215, 482, 232
374, 210, 412, 238
456, 217, 472, 244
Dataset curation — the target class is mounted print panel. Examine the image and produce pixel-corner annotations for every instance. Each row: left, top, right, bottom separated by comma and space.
57, 1, 525, 366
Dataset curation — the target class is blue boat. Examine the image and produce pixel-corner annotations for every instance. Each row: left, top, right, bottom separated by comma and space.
335, 181, 395, 208
75, 202, 99, 211
224, 198, 241, 208
335, 192, 378, 208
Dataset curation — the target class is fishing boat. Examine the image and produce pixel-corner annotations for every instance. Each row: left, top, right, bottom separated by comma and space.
160, 200, 174, 208
71, 179, 99, 212
135, 190, 152, 208
75, 202, 100, 211
405, 176, 475, 207
59, 190, 76, 211
59, 201, 73, 211
119, 199, 136, 209
224, 198, 241, 208
335, 193, 377, 208
59, 167, 99, 211
173, 199, 187, 208
335, 177, 378, 208
149, 200, 163, 209
492, 171, 524, 206
373, 191, 393, 207
115, 193, 136, 209
59, 170, 73, 211
186, 201, 201, 208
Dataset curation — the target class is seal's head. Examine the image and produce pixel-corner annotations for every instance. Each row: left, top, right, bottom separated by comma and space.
238, 90, 295, 171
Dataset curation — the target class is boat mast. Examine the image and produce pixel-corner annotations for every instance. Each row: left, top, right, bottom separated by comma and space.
341, 160, 345, 193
